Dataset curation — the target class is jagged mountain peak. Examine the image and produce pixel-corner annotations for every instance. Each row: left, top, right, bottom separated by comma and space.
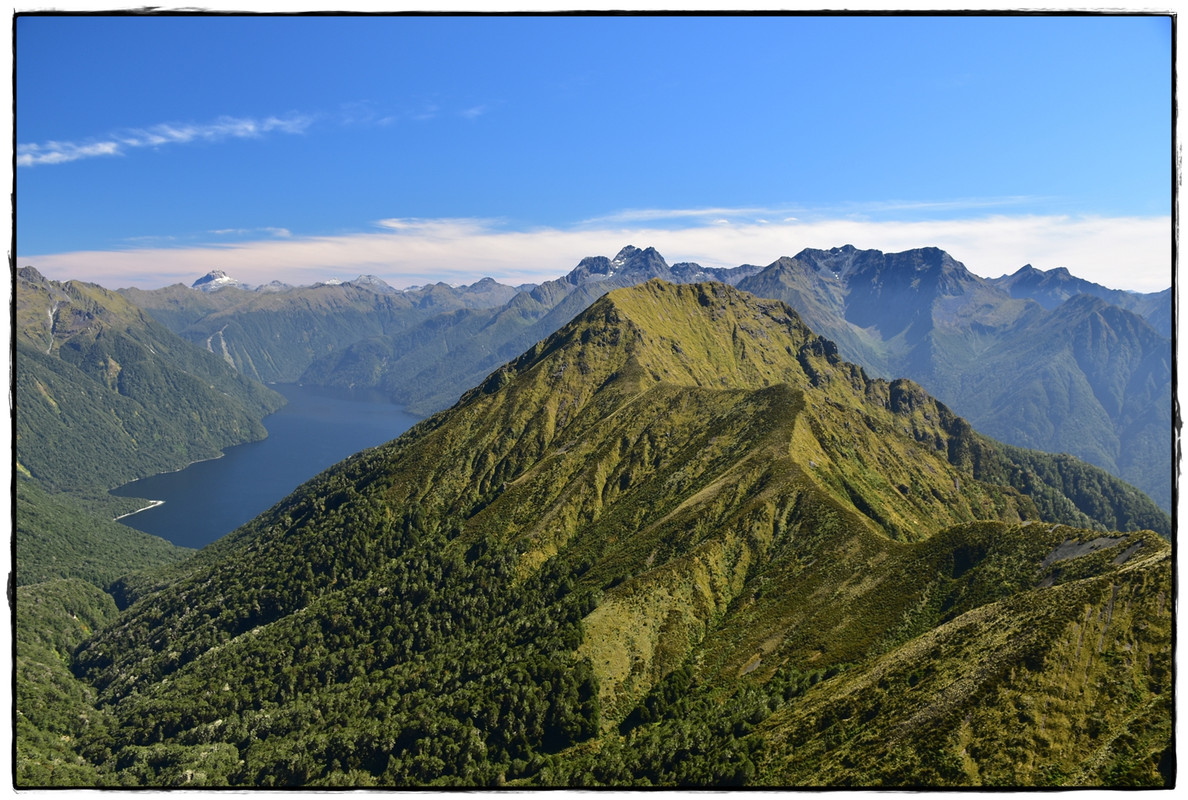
988, 263, 1167, 329
565, 245, 673, 285
612, 244, 641, 264
254, 280, 293, 293
755, 246, 989, 342
789, 245, 968, 277
18, 265, 48, 284
1013, 263, 1070, 278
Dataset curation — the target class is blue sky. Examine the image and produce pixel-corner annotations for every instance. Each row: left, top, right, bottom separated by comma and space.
14, 12, 1173, 291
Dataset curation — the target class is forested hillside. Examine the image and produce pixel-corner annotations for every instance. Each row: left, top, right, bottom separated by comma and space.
24, 280, 1168, 788
15, 267, 284, 496
14, 477, 192, 589
13, 266, 281, 613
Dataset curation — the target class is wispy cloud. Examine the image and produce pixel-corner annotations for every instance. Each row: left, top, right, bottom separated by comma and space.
338, 100, 396, 128
581, 197, 1048, 227
20, 211, 1172, 294
374, 217, 503, 237
579, 206, 794, 226
411, 104, 440, 122
17, 112, 315, 167
211, 227, 293, 238
123, 234, 178, 244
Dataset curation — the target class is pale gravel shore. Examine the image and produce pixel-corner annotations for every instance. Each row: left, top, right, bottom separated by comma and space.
113, 499, 165, 521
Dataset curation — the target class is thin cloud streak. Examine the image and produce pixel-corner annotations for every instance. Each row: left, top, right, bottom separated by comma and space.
580, 206, 796, 225
20, 214, 1171, 294
17, 113, 315, 167
580, 197, 1050, 227
211, 227, 293, 238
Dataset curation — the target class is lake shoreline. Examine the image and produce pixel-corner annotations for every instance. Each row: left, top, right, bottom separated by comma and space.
107, 383, 420, 549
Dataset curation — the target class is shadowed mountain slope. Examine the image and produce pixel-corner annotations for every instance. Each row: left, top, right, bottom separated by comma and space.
53, 280, 1170, 788
14, 267, 277, 592
16, 266, 284, 496
989, 263, 1171, 337
736, 246, 1172, 510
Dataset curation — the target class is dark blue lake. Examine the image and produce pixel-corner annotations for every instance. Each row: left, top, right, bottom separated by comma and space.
111, 383, 420, 550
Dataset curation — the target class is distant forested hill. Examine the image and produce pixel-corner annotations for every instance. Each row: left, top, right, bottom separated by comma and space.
16, 266, 284, 495
36, 280, 1169, 788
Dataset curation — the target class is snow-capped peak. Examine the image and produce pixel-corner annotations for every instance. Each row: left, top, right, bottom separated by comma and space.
192, 270, 241, 292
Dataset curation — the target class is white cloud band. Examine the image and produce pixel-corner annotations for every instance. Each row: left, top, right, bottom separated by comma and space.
19, 213, 1172, 294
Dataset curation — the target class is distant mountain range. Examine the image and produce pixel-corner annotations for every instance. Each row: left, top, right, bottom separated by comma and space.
990, 263, 1171, 337
39, 280, 1169, 787
734, 246, 1171, 511
119, 244, 1172, 512
299, 245, 763, 412
119, 271, 523, 384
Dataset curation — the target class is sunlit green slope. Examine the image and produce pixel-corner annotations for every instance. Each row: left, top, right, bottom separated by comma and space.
52, 281, 1169, 788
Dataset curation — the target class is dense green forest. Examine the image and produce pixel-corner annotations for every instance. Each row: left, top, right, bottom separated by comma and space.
15, 280, 1170, 788
14, 477, 193, 589
14, 579, 121, 785
11, 266, 284, 783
